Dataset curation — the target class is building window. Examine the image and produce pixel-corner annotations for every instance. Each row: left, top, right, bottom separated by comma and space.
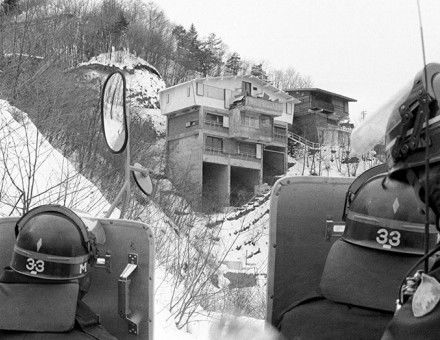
238, 142, 256, 157
242, 81, 252, 96
274, 126, 286, 135
196, 83, 204, 96
260, 115, 271, 128
187, 87, 191, 97
206, 136, 223, 152
206, 113, 223, 124
241, 113, 259, 128
185, 120, 198, 128
166, 93, 170, 103
286, 102, 293, 115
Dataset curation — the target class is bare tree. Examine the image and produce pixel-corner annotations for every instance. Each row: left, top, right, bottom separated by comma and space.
269, 67, 313, 90
0, 103, 109, 216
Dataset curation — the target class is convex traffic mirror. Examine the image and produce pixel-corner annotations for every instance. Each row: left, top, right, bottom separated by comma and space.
101, 71, 128, 154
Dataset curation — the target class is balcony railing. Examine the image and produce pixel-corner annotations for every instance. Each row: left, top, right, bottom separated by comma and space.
205, 146, 224, 155
204, 120, 229, 133
274, 133, 287, 143
333, 104, 348, 115
243, 96, 284, 115
311, 99, 334, 113
204, 147, 259, 162
231, 152, 259, 161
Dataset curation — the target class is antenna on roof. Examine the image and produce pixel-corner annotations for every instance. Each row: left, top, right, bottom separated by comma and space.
417, 0, 431, 272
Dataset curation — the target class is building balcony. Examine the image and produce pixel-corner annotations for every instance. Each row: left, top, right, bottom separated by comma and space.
203, 120, 229, 133
242, 96, 284, 116
204, 146, 224, 156
230, 152, 259, 162
203, 146, 260, 163
310, 99, 334, 113
229, 125, 273, 143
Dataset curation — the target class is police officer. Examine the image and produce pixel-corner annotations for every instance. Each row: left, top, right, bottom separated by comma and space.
381, 63, 440, 339
0, 205, 116, 339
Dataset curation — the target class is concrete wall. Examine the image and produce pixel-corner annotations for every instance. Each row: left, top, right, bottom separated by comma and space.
291, 114, 319, 142
168, 108, 200, 136
167, 133, 203, 202
160, 83, 196, 114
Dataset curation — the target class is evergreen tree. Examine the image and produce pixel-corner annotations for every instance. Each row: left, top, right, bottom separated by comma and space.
187, 24, 201, 72
199, 33, 224, 77
250, 63, 268, 81
225, 52, 241, 76
1, 0, 20, 15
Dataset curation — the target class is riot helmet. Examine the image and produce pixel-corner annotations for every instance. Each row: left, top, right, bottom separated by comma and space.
10, 205, 94, 280
343, 171, 437, 255
384, 64, 440, 213
320, 166, 437, 312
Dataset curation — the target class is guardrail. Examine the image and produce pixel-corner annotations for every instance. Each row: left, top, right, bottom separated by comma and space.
288, 131, 321, 150
205, 146, 224, 155
204, 147, 259, 161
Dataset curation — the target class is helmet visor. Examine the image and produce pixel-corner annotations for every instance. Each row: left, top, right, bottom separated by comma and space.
350, 80, 413, 156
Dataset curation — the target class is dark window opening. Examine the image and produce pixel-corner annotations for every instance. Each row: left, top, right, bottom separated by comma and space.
206, 136, 223, 152
206, 113, 224, 124
242, 81, 252, 96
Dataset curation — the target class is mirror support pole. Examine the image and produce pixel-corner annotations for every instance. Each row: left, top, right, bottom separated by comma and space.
105, 181, 129, 218
120, 105, 131, 219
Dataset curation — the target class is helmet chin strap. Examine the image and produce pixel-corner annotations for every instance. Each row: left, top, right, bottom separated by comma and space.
406, 167, 431, 272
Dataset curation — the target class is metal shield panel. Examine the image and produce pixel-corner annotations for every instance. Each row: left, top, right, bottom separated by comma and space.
266, 176, 352, 327
0, 216, 154, 340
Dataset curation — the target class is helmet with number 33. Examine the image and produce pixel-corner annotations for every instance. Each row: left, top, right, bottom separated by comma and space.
10, 205, 94, 280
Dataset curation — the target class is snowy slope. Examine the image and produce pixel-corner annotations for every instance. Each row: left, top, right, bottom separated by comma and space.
0, 99, 276, 339
0, 100, 112, 217
0, 100, 198, 339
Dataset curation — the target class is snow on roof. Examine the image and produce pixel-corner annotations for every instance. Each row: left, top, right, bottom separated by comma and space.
161, 75, 298, 102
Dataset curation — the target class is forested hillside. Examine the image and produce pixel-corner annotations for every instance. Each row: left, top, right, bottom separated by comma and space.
0, 0, 312, 91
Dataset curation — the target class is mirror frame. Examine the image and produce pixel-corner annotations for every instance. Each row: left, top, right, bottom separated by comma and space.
132, 168, 153, 197
100, 70, 128, 154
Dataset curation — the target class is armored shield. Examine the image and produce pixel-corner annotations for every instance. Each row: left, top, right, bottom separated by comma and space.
0, 215, 154, 340
266, 176, 352, 327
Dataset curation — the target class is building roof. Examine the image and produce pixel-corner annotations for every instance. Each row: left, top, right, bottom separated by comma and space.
160, 75, 300, 103
284, 87, 357, 102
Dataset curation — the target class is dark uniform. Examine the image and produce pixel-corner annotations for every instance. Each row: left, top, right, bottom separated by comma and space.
0, 205, 116, 340
380, 63, 440, 339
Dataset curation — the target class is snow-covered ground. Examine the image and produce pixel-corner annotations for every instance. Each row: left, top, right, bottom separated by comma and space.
0, 98, 275, 339
0, 100, 112, 217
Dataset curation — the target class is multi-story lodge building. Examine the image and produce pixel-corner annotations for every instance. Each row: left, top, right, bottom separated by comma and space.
284, 88, 356, 147
160, 76, 298, 208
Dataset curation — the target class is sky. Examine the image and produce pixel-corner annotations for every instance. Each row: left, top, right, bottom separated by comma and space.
153, 0, 440, 124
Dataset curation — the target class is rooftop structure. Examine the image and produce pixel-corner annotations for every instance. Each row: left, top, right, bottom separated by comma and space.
285, 88, 357, 147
